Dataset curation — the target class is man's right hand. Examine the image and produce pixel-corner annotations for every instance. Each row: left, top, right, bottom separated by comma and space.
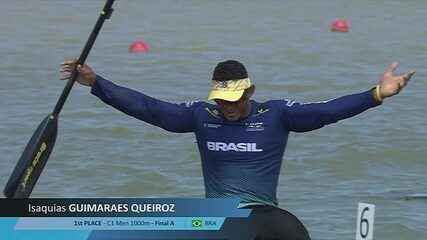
60, 58, 97, 86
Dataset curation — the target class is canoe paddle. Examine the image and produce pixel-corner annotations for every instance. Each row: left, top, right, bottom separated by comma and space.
3, 0, 114, 198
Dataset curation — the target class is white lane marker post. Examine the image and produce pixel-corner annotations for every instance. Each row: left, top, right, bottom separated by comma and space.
356, 202, 375, 240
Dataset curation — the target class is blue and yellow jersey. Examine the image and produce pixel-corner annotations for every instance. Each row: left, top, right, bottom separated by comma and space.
91, 76, 381, 207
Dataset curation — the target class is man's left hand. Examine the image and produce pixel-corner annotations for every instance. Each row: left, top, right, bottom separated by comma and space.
379, 62, 415, 99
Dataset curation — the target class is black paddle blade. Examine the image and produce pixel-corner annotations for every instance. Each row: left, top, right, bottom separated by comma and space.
3, 114, 58, 198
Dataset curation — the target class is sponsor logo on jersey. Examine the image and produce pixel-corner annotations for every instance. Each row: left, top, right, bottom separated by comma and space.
203, 123, 222, 128
253, 108, 270, 117
207, 141, 263, 152
205, 108, 221, 118
245, 122, 264, 132
185, 101, 198, 107
284, 99, 296, 107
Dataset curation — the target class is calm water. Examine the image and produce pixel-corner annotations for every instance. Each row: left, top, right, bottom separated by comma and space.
1, 1, 426, 239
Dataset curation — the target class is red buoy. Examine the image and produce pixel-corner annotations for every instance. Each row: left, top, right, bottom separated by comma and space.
129, 41, 149, 53
331, 20, 349, 32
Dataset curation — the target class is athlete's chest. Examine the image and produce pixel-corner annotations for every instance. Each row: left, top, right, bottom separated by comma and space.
194, 107, 287, 153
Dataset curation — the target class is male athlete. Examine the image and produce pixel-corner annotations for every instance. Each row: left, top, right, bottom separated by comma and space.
60, 59, 414, 239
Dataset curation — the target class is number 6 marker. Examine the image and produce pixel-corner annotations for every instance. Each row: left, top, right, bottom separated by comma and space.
356, 202, 375, 240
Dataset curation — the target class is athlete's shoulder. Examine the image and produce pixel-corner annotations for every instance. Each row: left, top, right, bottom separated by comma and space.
197, 101, 223, 119
182, 100, 206, 108
182, 100, 219, 116
257, 99, 300, 110
183, 100, 215, 109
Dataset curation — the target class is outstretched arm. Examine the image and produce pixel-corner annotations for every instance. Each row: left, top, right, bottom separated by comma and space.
282, 62, 415, 132
282, 90, 379, 132
60, 59, 196, 133
91, 76, 196, 133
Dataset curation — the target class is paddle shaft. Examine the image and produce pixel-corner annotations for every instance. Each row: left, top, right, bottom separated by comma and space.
53, 0, 114, 115
3, 0, 114, 198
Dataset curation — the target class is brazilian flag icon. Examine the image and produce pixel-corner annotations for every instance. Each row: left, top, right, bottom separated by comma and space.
191, 220, 203, 227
